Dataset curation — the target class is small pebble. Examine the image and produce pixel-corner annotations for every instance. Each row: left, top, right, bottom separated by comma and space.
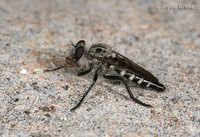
20, 69, 27, 74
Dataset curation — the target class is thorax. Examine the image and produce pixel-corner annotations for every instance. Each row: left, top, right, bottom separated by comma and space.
87, 44, 114, 60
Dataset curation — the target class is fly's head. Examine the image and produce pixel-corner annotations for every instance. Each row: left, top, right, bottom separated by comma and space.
70, 40, 86, 63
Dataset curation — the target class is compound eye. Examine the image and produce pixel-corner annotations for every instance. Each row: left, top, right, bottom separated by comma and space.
74, 40, 85, 61
75, 46, 84, 60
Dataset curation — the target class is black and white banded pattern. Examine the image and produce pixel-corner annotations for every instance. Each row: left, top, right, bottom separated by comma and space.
115, 68, 165, 92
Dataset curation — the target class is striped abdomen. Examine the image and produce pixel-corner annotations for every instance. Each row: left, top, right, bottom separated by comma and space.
115, 68, 165, 92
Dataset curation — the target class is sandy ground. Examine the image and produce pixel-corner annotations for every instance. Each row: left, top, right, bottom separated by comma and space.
0, 0, 200, 136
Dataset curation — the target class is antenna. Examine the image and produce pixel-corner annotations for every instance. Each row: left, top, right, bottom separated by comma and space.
70, 40, 76, 47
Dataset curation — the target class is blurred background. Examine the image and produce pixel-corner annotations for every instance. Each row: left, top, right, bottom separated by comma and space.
0, 0, 199, 136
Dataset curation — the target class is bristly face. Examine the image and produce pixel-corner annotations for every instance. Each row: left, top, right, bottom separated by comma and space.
70, 40, 85, 62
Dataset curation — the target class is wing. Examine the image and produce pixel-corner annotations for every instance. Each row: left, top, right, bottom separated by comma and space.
110, 51, 159, 83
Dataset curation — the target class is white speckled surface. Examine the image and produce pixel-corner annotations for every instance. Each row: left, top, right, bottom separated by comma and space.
0, 0, 200, 136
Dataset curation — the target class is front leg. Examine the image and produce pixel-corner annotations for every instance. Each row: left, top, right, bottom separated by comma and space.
77, 63, 93, 76
103, 74, 152, 108
77, 67, 92, 76
43, 66, 65, 72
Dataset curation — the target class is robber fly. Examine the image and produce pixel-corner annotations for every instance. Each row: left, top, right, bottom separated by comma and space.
44, 40, 165, 111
